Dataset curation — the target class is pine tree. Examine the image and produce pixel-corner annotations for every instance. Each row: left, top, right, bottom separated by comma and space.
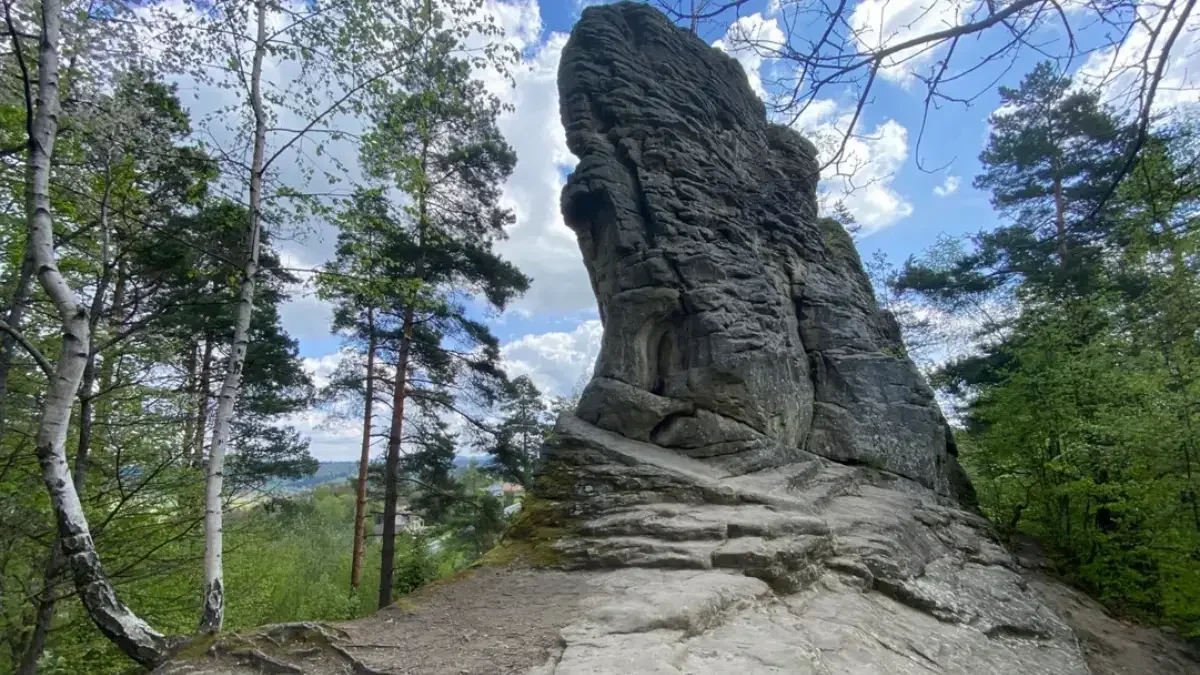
901, 62, 1128, 306
483, 375, 549, 489
896, 71, 1200, 632
315, 189, 393, 593
357, 24, 529, 608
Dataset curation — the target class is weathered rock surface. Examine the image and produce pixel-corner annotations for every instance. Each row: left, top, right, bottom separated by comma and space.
560, 2, 972, 500
524, 3, 1171, 674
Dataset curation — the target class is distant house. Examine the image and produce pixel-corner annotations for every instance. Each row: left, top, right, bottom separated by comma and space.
372, 508, 424, 536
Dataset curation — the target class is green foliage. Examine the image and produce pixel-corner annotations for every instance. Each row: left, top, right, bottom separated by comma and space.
897, 71, 1200, 636
392, 533, 439, 596
481, 375, 551, 489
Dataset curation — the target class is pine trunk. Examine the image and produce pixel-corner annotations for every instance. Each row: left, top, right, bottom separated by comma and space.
191, 337, 214, 465
351, 308, 377, 593
378, 305, 414, 610
1052, 174, 1069, 266
378, 139, 429, 610
24, 0, 168, 666
182, 341, 198, 457
199, 0, 268, 634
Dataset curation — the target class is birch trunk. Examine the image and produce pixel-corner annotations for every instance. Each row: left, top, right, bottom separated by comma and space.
351, 307, 376, 592
23, 0, 168, 666
199, 0, 268, 634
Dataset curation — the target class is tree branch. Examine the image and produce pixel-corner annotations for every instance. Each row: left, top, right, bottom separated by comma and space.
0, 318, 52, 378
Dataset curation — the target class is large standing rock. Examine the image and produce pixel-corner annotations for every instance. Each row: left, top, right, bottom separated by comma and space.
530, 3, 1092, 673
560, 1, 971, 500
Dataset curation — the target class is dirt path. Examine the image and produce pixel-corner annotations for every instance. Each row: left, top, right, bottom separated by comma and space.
155, 566, 594, 675
158, 561, 1198, 675
1028, 573, 1200, 675
336, 566, 591, 675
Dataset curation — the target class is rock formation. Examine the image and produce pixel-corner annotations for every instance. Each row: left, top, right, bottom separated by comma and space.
560, 3, 973, 501
528, 3, 1091, 672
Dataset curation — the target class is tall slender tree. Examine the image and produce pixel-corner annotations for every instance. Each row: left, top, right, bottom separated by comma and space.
3, 0, 172, 665
356, 21, 530, 608
156, 0, 496, 632
315, 192, 393, 593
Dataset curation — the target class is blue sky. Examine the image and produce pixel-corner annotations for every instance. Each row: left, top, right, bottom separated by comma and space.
248, 0, 1198, 460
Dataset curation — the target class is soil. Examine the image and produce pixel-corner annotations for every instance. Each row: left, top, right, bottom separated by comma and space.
1013, 537, 1200, 675
1029, 573, 1200, 675
337, 566, 594, 675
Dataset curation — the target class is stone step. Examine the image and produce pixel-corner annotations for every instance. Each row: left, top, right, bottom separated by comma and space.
712, 535, 832, 593
555, 536, 719, 570
577, 502, 830, 543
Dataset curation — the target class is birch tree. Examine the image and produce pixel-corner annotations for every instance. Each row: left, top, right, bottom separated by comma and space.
2, 0, 172, 666
667, 0, 1197, 196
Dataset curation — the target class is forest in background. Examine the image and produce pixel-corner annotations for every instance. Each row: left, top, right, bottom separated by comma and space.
0, 0, 1196, 673
872, 64, 1200, 636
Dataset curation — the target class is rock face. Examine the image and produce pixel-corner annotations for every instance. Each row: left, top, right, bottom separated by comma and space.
560, 2, 972, 500
531, 3, 1093, 673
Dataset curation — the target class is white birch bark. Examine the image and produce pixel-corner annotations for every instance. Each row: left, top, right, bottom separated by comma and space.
199, 0, 268, 634
22, 0, 167, 666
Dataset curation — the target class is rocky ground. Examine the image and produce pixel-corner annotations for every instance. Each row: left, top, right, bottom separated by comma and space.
156, 558, 1196, 675
156, 416, 1199, 674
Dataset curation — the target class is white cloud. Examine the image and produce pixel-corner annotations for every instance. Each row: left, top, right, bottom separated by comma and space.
794, 100, 914, 233
933, 174, 960, 197
291, 318, 603, 461
282, 408, 365, 462
711, 14, 913, 233
301, 351, 349, 390
849, 0, 979, 86
276, 350, 364, 462
713, 13, 785, 97
491, 31, 597, 315
1074, 2, 1200, 114
501, 319, 602, 399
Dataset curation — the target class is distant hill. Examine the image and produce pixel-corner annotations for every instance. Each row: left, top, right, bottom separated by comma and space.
273, 456, 493, 492
272, 461, 357, 492
453, 454, 492, 473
